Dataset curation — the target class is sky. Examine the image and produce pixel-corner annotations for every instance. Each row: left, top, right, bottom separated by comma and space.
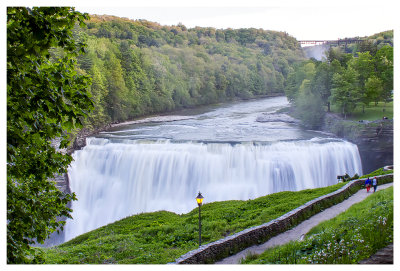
70, 0, 397, 41
3, 0, 397, 40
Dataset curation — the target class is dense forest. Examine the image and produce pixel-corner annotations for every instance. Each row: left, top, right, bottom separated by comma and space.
73, 15, 305, 129
285, 31, 393, 128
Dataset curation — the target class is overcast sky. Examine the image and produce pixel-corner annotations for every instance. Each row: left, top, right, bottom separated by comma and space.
71, 0, 397, 40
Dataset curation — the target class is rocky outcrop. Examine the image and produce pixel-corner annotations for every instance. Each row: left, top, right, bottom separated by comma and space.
322, 113, 393, 173
67, 124, 112, 154
256, 113, 300, 124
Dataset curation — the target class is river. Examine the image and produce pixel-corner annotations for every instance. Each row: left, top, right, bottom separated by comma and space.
63, 96, 362, 242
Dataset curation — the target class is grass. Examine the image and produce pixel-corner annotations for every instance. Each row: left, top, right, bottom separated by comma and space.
40, 183, 350, 264
331, 101, 393, 121
360, 167, 393, 178
241, 186, 393, 264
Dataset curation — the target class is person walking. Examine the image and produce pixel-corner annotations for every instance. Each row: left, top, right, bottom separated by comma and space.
372, 177, 378, 192
365, 177, 371, 193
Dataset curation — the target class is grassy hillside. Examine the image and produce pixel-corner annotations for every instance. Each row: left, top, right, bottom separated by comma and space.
41, 183, 349, 264
331, 101, 393, 121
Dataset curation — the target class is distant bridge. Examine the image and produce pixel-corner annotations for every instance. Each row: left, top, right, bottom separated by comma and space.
299, 39, 364, 46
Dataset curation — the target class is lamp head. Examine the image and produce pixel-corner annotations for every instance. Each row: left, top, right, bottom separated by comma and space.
196, 191, 204, 206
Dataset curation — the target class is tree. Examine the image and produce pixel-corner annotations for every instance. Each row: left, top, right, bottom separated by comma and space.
375, 45, 393, 104
295, 79, 325, 128
365, 76, 383, 106
311, 62, 332, 112
326, 47, 352, 66
358, 40, 377, 56
85, 62, 110, 127
7, 7, 93, 263
349, 52, 374, 113
330, 67, 361, 118
104, 51, 130, 121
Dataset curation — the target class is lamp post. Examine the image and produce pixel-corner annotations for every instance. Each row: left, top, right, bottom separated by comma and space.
196, 191, 204, 247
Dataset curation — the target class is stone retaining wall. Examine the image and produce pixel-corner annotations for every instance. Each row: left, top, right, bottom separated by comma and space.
174, 174, 393, 264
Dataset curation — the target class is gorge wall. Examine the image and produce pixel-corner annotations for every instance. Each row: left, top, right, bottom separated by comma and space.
322, 113, 393, 173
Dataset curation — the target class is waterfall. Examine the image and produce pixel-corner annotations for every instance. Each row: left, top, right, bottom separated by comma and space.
64, 137, 362, 241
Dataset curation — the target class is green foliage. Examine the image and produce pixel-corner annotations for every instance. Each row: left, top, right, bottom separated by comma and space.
365, 76, 383, 105
367, 30, 393, 48
41, 183, 348, 264
360, 167, 393, 178
7, 7, 93, 263
287, 31, 392, 125
374, 45, 393, 102
294, 79, 325, 129
285, 60, 325, 127
311, 62, 333, 111
330, 66, 361, 118
242, 186, 393, 264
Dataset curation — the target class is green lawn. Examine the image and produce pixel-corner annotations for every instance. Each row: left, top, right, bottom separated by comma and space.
331, 101, 393, 121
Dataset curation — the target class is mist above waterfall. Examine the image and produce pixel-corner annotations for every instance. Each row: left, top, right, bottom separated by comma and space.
302, 44, 330, 60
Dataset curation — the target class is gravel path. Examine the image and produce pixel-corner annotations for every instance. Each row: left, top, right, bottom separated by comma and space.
216, 182, 393, 264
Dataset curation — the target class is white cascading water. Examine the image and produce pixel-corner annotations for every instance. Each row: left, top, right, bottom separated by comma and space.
64, 137, 362, 241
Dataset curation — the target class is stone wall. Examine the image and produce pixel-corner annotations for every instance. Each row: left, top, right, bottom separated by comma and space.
173, 174, 393, 264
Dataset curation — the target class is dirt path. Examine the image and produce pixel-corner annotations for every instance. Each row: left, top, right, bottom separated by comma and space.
216, 183, 393, 264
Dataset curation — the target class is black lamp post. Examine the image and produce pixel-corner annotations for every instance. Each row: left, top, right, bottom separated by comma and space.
196, 191, 204, 247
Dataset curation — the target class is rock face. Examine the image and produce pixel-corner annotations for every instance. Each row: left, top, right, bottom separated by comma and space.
49, 138, 70, 194
322, 113, 393, 174
67, 124, 112, 154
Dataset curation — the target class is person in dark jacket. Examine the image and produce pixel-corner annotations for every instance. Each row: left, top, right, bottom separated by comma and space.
372, 177, 378, 192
